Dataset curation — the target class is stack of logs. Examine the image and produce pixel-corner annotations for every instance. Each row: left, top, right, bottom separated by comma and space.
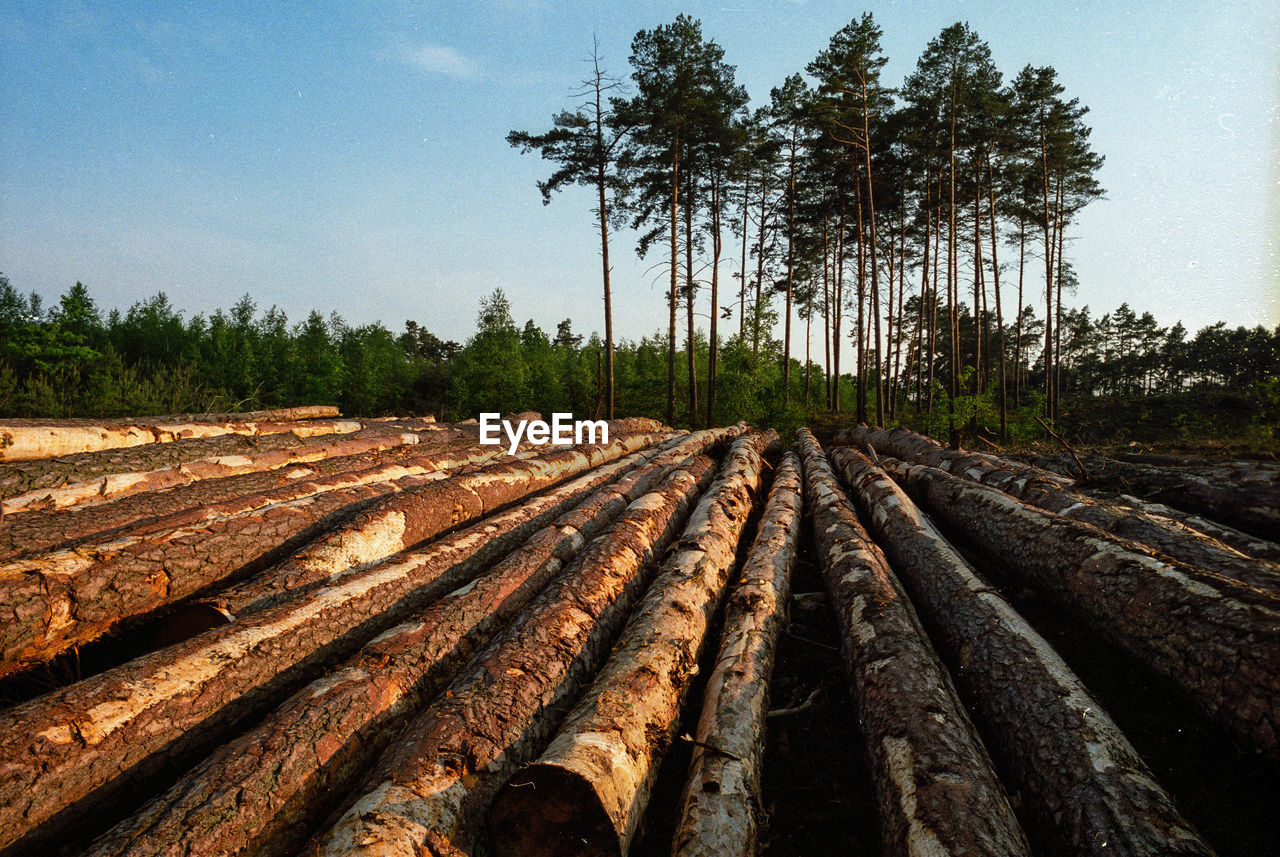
0, 409, 1275, 856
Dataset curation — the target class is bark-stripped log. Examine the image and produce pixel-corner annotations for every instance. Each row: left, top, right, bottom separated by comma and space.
0, 429, 700, 855
840, 425, 1280, 592
490, 432, 772, 857
669, 449, 804, 857
84, 437, 699, 857
0, 426, 437, 517
313, 442, 737, 857
793, 431, 1029, 856
0, 413, 362, 462
876, 452, 1280, 765
215, 428, 669, 617
0, 437, 541, 676
830, 447, 1214, 857
0, 432, 484, 559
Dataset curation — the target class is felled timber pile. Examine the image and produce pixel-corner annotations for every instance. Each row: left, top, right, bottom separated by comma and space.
1, 411, 1276, 856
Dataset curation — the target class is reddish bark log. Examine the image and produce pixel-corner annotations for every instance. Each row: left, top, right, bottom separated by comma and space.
0, 426, 442, 517
0, 439, 523, 675
214, 429, 669, 617
83, 439, 696, 857
0, 413, 361, 462
311, 445, 734, 857
875, 453, 1280, 765
490, 432, 772, 857
669, 449, 804, 857
832, 446, 1214, 857
794, 431, 1029, 856
0, 429, 699, 854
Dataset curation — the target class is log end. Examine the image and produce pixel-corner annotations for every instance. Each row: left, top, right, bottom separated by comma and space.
490, 765, 622, 857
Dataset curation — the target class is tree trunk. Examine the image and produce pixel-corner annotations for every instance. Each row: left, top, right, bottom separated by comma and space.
0, 435, 613, 674
840, 424, 1280, 592
833, 201, 845, 412
0, 409, 349, 463
1101, 491, 1280, 562
0, 423, 437, 516
707, 167, 721, 428
84, 438, 713, 857
671, 449, 803, 857
668, 135, 680, 427
0, 432, 476, 558
880, 454, 1280, 765
1068, 455, 1280, 542
313, 453, 727, 857
855, 175, 867, 424
490, 432, 771, 857
783, 131, 797, 404
212, 428, 671, 618
0, 430, 712, 855
986, 155, 1007, 443
798, 432, 1030, 856
831, 447, 1216, 857
685, 161, 700, 427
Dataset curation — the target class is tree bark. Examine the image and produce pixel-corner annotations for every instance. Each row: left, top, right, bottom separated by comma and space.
0, 427, 426, 518
830, 447, 1215, 857
312, 452, 728, 857
799, 432, 1029, 856
83, 437, 713, 857
1100, 491, 1280, 563
670, 449, 803, 857
212, 428, 669, 617
0, 413, 358, 463
879, 454, 1280, 765
0, 435, 594, 675
0, 423, 441, 513
0, 431, 470, 558
0, 429, 709, 855
490, 432, 772, 857
1071, 455, 1280, 542
840, 425, 1280, 591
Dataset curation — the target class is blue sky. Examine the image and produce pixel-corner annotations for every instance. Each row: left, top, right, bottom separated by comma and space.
2, 0, 1276, 348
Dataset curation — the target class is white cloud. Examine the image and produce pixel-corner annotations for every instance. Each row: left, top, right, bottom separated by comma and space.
398, 42, 481, 80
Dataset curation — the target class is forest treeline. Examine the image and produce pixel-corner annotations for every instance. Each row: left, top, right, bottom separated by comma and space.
1, 276, 1276, 446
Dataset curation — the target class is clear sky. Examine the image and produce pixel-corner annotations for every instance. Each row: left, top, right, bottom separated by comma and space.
2, 1, 1277, 348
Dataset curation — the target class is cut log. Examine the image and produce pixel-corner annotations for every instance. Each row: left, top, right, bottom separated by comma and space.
0, 429, 709, 854
0, 426, 440, 517
830, 446, 1215, 857
213, 428, 669, 617
669, 449, 804, 857
0, 439, 522, 676
311, 446, 734, 857
1029, 453, 1280, 541
792, 431, 1029, 856
0, 432, 480, 558
0, 426, 665, 674
83, 437, 701, 857
872, 452, 1280, 764
834, 423, 1074, 486
490, 432, 772, 857
838, 425, 1280, 592
0, 413, 362, 462
1100, 492, 1280, 563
